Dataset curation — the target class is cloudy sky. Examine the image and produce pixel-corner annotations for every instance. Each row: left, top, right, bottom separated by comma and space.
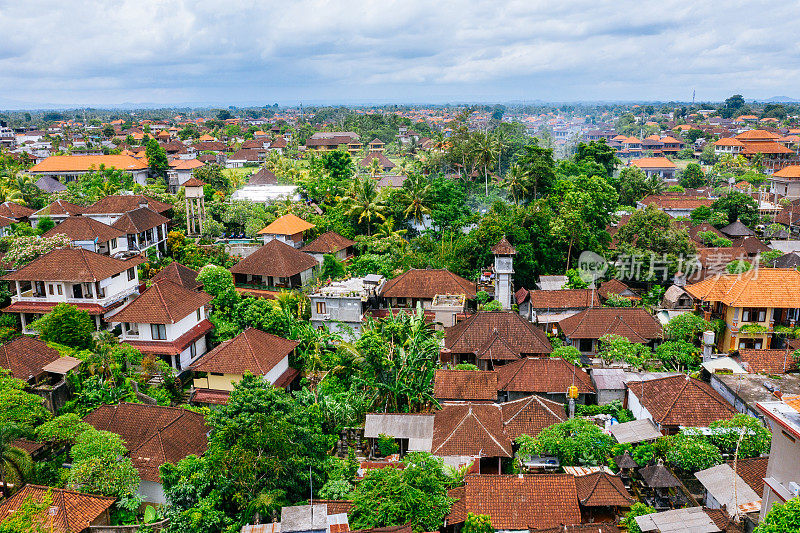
1, 1, 799, 108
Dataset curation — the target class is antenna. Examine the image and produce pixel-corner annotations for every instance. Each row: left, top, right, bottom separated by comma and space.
692, 89, 696, 105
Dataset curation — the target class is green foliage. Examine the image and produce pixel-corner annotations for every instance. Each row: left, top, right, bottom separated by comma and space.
321, 150, 355, 181
349, 452, 457, 532
68, 428, 141, 501
707, 414, 771, 458
616, 204, 695, 257
377, 434, 399, 457
604, 293, 634, 307
711, 191, 759, 226
4, 233, 72, 269
481, 300, 503, 311
680, 163, 705, 188
0, 371, 50, 430
320, 254, 346, 280
463, 513, 493, 533
197, 264, 240, 313
575, 400, 633, 423
35, 413, 91, 445
664, 312, 715, 343
618, 166, 664, 206
31, 303, 94, 349
454, 363, 479, 370
622, 502, 657, 533
551, 345, 582, 365
0, 491, 52, 533
516, 418, 614, 466
34, 216, 55, 235
754, 497, 800, 533
655, 340, 701, 371
666, 432, 723, 472
727, 259, 752, 274
598, 334, 652, 369
145, 137, 169, 180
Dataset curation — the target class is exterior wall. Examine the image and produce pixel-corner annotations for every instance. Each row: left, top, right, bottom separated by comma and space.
709, 375, 762, 418
626, 390, 655, 424
139, 480, 166, 505
720, 305, 772, 352
192, 355, 289, 390
119, 306, 205, 343
178, 335, 207, 370
760, 419, 800, 520
597, 388, 625, 405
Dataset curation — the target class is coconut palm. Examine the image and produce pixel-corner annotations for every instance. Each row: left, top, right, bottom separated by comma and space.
341, 176, 386, 235
395, 159, 415, 177
0, 423, 32, 498
473, 133, 499, 195
503, 164, 529, 205
0, 178, 25, 206
366, 158, 383, 178
399, 173, 432, 227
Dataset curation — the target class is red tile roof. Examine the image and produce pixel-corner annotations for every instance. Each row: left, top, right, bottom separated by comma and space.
123, 318, 213, 356
0, 201, 35, 220
447, 474, 581, 530
638, 195, 714, 210
111, 281, 211, 324
574, 471, 635, 507
491, 236, 516, 255
230, 238, 318, 277
527, 289, 598, 309
631, 157, 677, 169
2, 247, 137, 282
0, 484, 115, 533
191, 327, 298, 375
558, 308, 662, 343
737, 349, 797, 374
150, 262, 201, 289
740, 142, 795, 155
432, 403, 513, 457
191, 388, 231, 405
496, 357, 595, 395
445, 311, 552, 358
33, 199, 85, 217
500, 394, 567, 439
83, 194, 172, 215
29, 154, 149, 173
685, 268, 800, 307
433, 369, 498, 401
626, 375, 736, 427
2, 300, 118, 316
111, 206, 170, 234
258, 213, 315, 236
381, 269, 476, 299
729, 456, 767, 497
83, 403, 208, 482
0, 336, 64, 382
300, 231, 356, 254
43, 215, 124, 243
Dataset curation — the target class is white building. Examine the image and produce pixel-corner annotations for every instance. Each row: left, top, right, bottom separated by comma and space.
309, 275, 385, 337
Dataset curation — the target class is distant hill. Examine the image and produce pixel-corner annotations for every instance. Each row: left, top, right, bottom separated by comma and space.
760, 96, 799, 103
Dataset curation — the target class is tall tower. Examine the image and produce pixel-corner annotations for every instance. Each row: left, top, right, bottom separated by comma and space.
492, 236, 516, 310
183, 177, 206, 236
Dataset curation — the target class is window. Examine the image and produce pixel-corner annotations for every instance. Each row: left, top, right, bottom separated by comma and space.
125, 323, 139, 336
48, 284, 54, 295
196, 308, 201, 321
741, 308, 767, 323
578, 339, 593, 352
110, 238, 117, 249
316, 301, 327, 315
127, 268, 135, 281
190, 342, 197, 360
151, 324, 167, 340
57, 284, 62, 295
33, 281, 46, 297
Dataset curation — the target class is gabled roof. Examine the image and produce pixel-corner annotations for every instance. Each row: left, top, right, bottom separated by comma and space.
182, 177, 205, 187
169, 158, 203, 170
110, 280, 212, 324
300, 231, 355, 254
29, 154, 149, 173
83, 403, 208, 482
433, 369, 497, 401
574, 471, 635, 507
358, 152, 395, 169
2, 247, 136, 282
598, 279, 640, 300
248, 167, 279, 185
626, 375, 736, 427
714, 137, 745, 147
257, 213, 315, 236
0, 484, 115, 533
527, 289, 598, 309
111, 206, 170, 234
496, 357, 595, 394
381, 268, 476, 299
730, 235, 769, 255
431, 403, 513, 457
631, 157, 677, 169
445, 311, 552, 356
83, 194, 172, 215
685, 268, 800, 307
0, 214, 17, 228
150, 262, 201, 289
638, 195, 714, 210
446, 474, 581, 530
43, 215, 124, 243
191, 327, 298, 375
500, 394, 567, 439
0, 201, 35, 220
33, 199, 85, 217
230, 238, 318, 277
719, 219, 754, 238
558, 308, 663, 342
491, 236, 516, 255
0, 336, 64, 382
772, 165, 800, 179
735, 129, 780, 141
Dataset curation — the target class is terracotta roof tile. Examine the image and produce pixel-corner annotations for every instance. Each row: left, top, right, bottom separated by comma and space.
191, 327, 298, 375
527, 289, 598, 309
358, 152, 396, 169
558, 308, 662, 342
638, 195, 714, 210
0, 336, 63, 381
500, 394, 567, 439
434, 369, 498, 401
496, 357, 595, 395
230, 239, 318, 277
0, 201, 35, 220
300, 231, 356, 254
574, 471, 635, 507
29, 154, 149, 173
728, 456, 767, 496
111, 206, 170, 234
737, 349, 796, 374
150, 262, 201, 289
0, 484, 115, 533
83, 194, 172, 215
631, 157, 677, 169
43, 215, 124, 243
2, 247, 137, 282
685, 268, 800, 308
447, 474, 581, 530
445, 311, 551, 357
258, 214, 315, 236
83, 403, 208, 483
432, 403, 513, 457
735, 129, 780, 141
597, 279, 640, 301
248, 167, 278, 185
381, 269, 476, 300
33, 199, 85, 217
772, 165, 800, 179
626, 375, 736, 427
531, 525, 621, 533
740, 141, 795, 155
181, 177, 205, 187
110, 280, 211, 324
491, 236, 516, 255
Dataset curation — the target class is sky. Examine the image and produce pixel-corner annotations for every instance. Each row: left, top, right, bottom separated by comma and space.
2, 0, 800, 108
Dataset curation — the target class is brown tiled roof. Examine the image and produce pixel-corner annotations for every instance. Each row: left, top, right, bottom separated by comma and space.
638, 195, 714, 210
2, 247, 136, 282
685, 268, 800, 307
531, 525, 621, 533
248, 167, 278, 185
447, 474, 581, 530
83, 194, 172, 215
43, 215, 124, 242
0, 484, 115, 533
193, 141, 228, 152
432, 403, 513, 457
730, 236, 770, 255
597, 279, 640, 301
0, 201, 35, 220
626, 375, 736, 427
491, 236, 516, 255
110, 280, 211, 324
674, 220, 725, 244
500, 394, 567, 439
728, 456, 767, 497
150, 262, 201, 289
496, 357, 595, 394
300, 231, 356, 254
740, 141, 794, 155
182, 177, 205, 187
312, 500, 354, 516
306, 135, 358, 147
737, 349, 797, 374
123, 319, 213, 356
111, 206, 170, 234
719, 219, 755, 238
350, 525, 411, 533
381, 269, 476, 299
574, 471, 635, 507
230, 238, 318, 277
230, 148, 262, 161
0, 336, 64, 382
0, 214, 16, 228
191, 327, 298, 375
433, 369, 498, 401
735, 129, 780, 141
3, 300, 119, 316
269, 137, 288, 149
445, 311, 552, 357
191, 388, 231, 405
33, 199, 85, 217
358, 152, 396, 169
515, 287, 529, 304
83, 403, 208, 482
558, 308, 662, 342
527, 289, 597, 309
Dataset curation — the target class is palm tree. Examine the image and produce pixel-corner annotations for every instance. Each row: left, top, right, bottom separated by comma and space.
375, 218, 408, 240
644, 174, 666, 197
0, 424, 32, 498
341, 176, 386, 236
366, 158, 383, 178
395, 159, 415, 177
0, 178, 24, 205
503, 164, 529, 205
399, 173, 432, 227
474, 133, 499, 196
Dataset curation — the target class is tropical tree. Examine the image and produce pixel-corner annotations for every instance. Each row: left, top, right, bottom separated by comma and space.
341, 176, 387, 235
516, 140, 556, 199
399, 173, 432, 226
366, 158, 383, 178
502, 164, 528, 205
0, 423, 32, 498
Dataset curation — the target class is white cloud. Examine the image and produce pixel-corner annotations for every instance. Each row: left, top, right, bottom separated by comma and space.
0, 0, 799, 106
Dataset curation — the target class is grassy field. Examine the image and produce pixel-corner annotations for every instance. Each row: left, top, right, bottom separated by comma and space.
223, 167, 257, 187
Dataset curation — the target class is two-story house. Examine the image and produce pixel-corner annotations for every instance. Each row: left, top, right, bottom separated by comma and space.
82, 195, 173, 258
257, 213, 315, 248
379, 268, 476, 310
110, 280, 213, 371
230, 238, 318, 291
2, 248, 142, 332
42, 216, 128, 256
29, 199, 85, 226
685, 268, 800, 352
308, 275, 385, 337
